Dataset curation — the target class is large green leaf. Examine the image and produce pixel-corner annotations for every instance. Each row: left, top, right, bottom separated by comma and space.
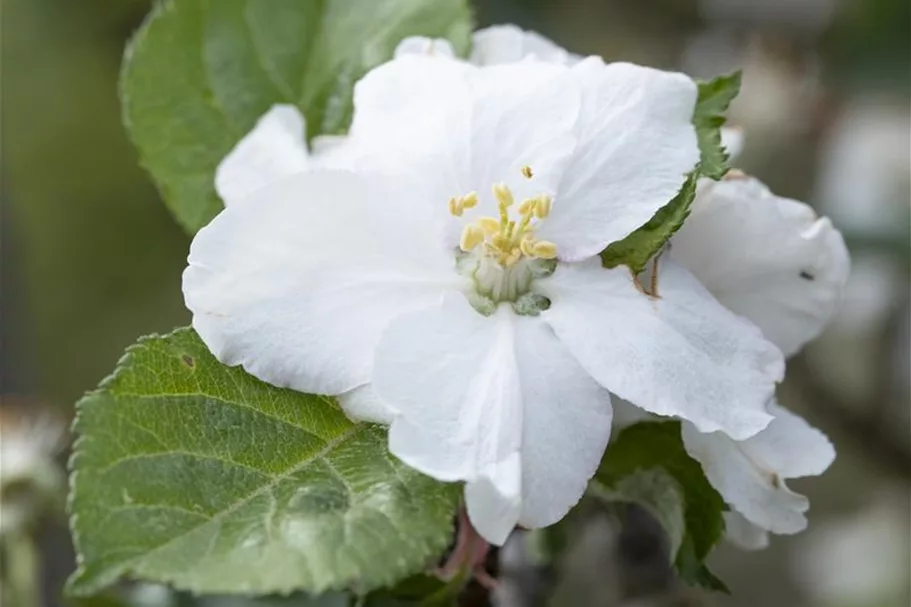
121, 0, 474, 233
68, 329, 460, 597
592, 421, 728, 592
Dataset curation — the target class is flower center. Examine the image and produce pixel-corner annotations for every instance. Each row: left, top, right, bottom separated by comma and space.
449, 172, 557, 312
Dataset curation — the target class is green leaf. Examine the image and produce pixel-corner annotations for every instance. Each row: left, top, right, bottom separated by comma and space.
121, 0, 474, 234
598, 71, 740, 272
590, 467, 685, 558
592, 421, 727, 591
67, 328, 460, 597
599, 172, 698, 273
693, 71, 742, 180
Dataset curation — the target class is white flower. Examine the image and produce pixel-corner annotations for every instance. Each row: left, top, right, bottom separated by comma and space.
672, 173, 848, 547
0, 407, 67, 535
185, 42, 784, 545
436, 26, 849, 546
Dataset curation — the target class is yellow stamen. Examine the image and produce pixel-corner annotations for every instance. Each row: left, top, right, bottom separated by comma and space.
534, 195, 552, 219
448, 197, 463, 217
531, 240, 558, 259
460, 224, 485, 252
519, 236, 536, 257
460, 191, 479, 209
517, 198, 536, 215
493, 183, 514, 209
521, 165, 534, 179
477, 217, 500, 234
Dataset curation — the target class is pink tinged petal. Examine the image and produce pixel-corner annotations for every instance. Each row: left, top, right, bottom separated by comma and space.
183, 170, 459, 396
215, 104, 310, 205
337, 385, 396, 425
673, 176, 850, 357
681, 403, 833, 534
512, 317, 613, 529
470, 24, 580, 66
394, 36, 456, 58
537, 59, 700, 261
724, 511, 770, 551
539, 258, 781, 440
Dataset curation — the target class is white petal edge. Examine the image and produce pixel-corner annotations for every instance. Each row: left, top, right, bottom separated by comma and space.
470, 24, 580, 66
184, 170, 459, 395
672, 175, 850, 357
539, 258, 781, 440
724, 511, 770, 551
538, 59, 700, 261
337, 385, 396, 425
214, 104, 310, 205
394, 36, 456, 58
681, 403, 834, 534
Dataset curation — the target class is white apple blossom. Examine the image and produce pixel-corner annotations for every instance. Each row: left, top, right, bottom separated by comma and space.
185, 40, 784, 545
442, 26, 849, 546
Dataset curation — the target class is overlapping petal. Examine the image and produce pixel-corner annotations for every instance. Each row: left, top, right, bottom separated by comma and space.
673, 176, 850, 357
539, 258, 782, 440
373, 295, 612, 544
470, 24, 580, 66
184, 170, 460, 395
537, 59, 700, 261
681, 403, 835, 534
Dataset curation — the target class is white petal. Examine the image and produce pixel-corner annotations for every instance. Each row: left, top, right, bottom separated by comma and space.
540, 258, 781, 439
394, 36, 455, 58
681, 420, 808, 534
348, 55, 580, 243
376, 297, 612, 544
610, 398, 656, 436
215, 105, 310, 205
470, 24, 579, 65
672, 176, 850, 356
721, 126, 745, 160
512, 317, 613, 530
740, 402, 835, 480
337, 385, 395, 425
465, 452, 522, 545
537, 59, 700, 261
184, 170, 459, 395
377, 296, 523, 485
724, 511, 770, 551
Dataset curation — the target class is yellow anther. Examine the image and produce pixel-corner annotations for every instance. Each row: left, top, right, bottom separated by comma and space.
477, 217, 500, 234
493, 183, 514, 209
531, 240, 558, 259
517, 198, 536, 216
533, 195, 552, 219
491, 233, 511, 251
448, 197, 463, 217
521, 165, 534, 179
460, 224, 485, 252
519, 236, 537, 257
460, 191, 479, 209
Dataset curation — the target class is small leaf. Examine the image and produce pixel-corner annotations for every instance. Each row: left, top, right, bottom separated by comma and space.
599, 172, 698, 273
693, 71, 742, 180
121, 0, 474, 234
590, 467, 686, 558
68, 329, 460, 597
592, 421, 727, 591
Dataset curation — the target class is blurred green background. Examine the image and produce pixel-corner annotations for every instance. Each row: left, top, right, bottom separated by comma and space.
1, 0, 909, 606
